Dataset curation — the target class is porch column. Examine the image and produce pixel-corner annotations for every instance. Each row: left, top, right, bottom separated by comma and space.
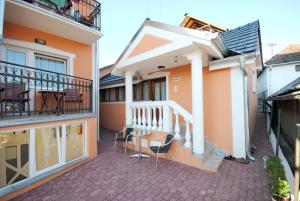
187, 49, 205, 154
125, 71, 134, 126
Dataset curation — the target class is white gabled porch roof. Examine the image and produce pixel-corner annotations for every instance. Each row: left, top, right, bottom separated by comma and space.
111, 19, 226, 76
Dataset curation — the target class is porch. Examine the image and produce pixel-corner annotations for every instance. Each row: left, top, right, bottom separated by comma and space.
0, 60, 93, 120
11, 113, 272, 201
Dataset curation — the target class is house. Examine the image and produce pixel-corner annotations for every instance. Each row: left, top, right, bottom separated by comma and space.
266, 77, 300, 197
258, 44, 300, 99
100, 15, 263, 171
0, 0, 102, 200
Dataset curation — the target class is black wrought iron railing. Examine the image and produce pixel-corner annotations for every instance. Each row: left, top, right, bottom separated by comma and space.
0, 61, 93, 119
23, 0, 101, 31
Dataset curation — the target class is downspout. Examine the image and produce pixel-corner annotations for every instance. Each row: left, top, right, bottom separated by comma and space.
238, 56, 255, 161
0, 0, 4, 42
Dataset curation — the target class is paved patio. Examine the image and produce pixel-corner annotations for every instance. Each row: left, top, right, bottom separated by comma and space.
13, 113, 272, 201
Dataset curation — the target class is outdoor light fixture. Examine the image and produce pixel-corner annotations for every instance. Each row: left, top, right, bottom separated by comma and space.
35, 38, 46, 45
157, 65, 165, 70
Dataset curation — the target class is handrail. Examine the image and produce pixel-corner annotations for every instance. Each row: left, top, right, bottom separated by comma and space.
0, 60, 92, 81
169, 100, 193, 124
131, 100, 193, 124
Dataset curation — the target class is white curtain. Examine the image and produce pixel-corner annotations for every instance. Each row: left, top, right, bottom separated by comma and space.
154, 82, 160, 101
6, 49, 26, 65
161, 81, 166, 100
35, 55, 66, 74
143, 81, 149, 101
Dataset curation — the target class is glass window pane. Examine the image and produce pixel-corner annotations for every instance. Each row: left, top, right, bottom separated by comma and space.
35, 55, 66, 74
143, 81, 149, 101
161, 81, 166, 101
105, 89, 109, 102
154, 82, 160, 101
35, 127, 59, 171
109, 88, 115, 101
6, 49, 26, 65
0, 130, 29, 189
119, 87, 125, 101
66, 123, 84, 162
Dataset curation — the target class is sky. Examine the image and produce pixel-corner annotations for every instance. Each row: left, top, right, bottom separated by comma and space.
99, 0, 300, 68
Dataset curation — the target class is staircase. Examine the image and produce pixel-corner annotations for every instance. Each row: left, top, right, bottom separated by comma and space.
130, 101, 224, 171
178, 124, 224, 171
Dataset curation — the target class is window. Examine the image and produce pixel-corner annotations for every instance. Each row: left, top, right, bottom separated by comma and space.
133, 77, 166, 101
35, 54, 66, 74
109, 88, 115, 102
104, 89, 110, 102
66, 123, 84, 162
6, 49, 26, 65
0, 130, 29, 189
35, 127, 60, 172
118, 87, 125, 101
100, 86, 125, 102
295, 65, 300, 72
0, 122, 87, 191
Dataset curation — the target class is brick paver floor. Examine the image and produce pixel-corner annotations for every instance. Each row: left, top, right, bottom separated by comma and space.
13, 113, 272, 201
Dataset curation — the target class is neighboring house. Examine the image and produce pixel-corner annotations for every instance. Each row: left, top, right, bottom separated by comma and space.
258, 44, 300, 98
100, 15, 263, 171
0, 0, 102, 200
266, 77, 300, 195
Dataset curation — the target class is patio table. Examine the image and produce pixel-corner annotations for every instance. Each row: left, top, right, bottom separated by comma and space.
130, 129, 151, 162
39, 90, 65, 114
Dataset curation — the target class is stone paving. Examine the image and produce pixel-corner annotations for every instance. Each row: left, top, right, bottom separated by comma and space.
13, 113, 272, 201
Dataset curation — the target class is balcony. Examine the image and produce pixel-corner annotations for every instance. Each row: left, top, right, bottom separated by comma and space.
22, 0, 101, 31
0, 60, 93, 121
4, 0, 102, 44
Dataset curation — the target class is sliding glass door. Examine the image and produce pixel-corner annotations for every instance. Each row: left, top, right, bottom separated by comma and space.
0, 122, 86, 191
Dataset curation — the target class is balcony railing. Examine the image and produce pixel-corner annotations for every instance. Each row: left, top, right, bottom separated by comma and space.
22, 0, 101, 31
0, 61, 93, 120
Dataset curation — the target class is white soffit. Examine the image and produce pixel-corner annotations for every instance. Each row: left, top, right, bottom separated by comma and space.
209, 55, 256, 71
4, 0, 103, 45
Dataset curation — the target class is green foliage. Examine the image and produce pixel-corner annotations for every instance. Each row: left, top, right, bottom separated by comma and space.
266, 156, 291, 199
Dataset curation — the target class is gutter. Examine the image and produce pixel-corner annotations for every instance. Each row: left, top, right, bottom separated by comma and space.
238, 56, 255, 161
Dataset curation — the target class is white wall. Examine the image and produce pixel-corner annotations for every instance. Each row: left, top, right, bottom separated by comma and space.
257, 69, 268, 94
258, 62, 300, 96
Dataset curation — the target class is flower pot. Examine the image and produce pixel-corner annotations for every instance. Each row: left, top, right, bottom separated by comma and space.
272, 194, 290, 201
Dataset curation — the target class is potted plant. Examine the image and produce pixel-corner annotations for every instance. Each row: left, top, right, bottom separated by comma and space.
266, 156, 291, 201
271, 179, 291, 201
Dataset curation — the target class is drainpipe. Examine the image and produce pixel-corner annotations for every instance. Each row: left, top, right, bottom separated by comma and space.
238, 56, 255, 161
0, 0, 4, 42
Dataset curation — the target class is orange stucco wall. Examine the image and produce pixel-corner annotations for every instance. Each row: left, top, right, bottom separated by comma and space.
129, 34, 172, 58
0, 117, 97, 201
3, 22, 92, 79
246, 63, 258, 142
203, 67, 233, 153
168, 65, 192, 113
167, 64, 233, 153
99, 102, 126, 131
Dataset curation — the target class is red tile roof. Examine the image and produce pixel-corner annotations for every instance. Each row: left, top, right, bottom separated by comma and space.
266, 44, 300, 65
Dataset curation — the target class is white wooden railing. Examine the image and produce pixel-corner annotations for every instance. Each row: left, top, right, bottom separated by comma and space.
130, 101, 193, 148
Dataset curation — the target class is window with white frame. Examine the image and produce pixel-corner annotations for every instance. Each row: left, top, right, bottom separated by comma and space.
0, 122, 86, 192
35, 54, 66, 74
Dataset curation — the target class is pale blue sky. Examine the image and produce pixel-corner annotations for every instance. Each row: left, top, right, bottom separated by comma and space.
99, 0, 300, 67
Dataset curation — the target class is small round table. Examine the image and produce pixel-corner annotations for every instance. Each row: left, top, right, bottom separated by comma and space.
129, 129, 151, 162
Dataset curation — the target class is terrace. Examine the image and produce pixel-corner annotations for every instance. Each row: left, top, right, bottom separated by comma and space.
22, 0, 101, 31
11, 113, 272, 201
0, 60, 93, 121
